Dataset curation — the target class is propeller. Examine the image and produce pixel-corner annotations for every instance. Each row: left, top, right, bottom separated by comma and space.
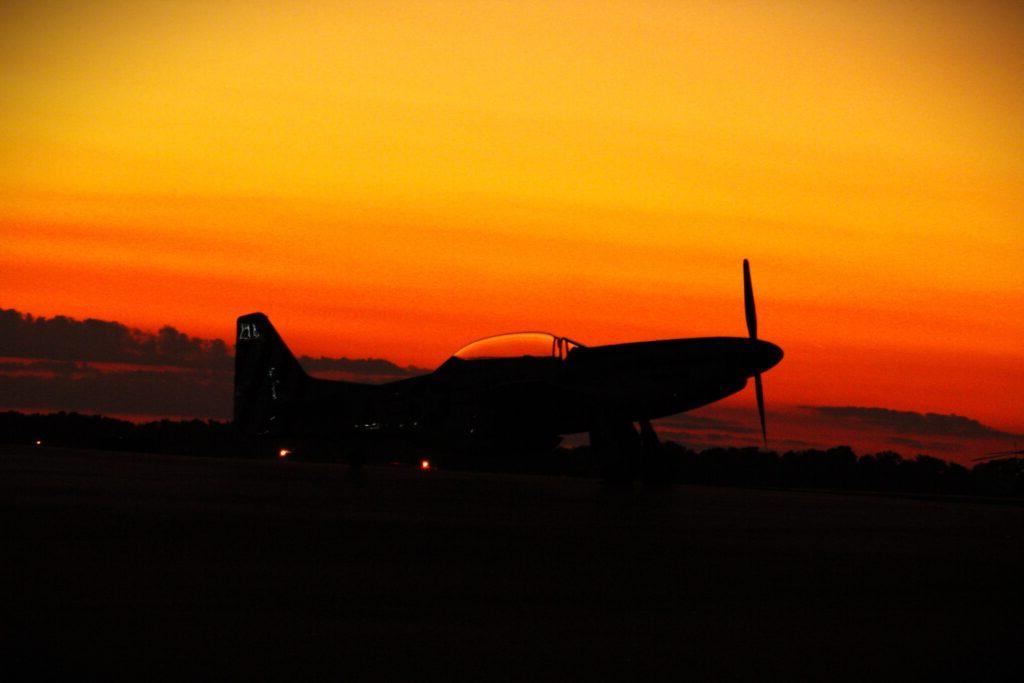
743, 259, 757, 340
743, 259, 768, 446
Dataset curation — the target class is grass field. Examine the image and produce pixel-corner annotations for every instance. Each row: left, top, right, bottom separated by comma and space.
3, 446, 1021, 681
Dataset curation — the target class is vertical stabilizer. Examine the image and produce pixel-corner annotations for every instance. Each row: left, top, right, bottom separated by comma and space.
233, 313, 309, 436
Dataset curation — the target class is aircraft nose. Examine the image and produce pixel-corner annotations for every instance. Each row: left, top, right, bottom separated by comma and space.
755, 340, 784, 373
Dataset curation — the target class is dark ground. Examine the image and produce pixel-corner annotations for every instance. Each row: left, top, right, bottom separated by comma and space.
2, 446, 1021, 681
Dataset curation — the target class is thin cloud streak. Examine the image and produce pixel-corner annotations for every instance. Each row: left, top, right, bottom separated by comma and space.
804, 405, 1019, 440
0, 361, 230, 419
656, 402, 1024, 463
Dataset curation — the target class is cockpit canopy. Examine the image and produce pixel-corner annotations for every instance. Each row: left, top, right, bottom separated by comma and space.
453, 332, 585, 361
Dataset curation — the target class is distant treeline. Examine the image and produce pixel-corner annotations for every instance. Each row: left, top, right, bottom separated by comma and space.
2, 411, 1021, 498
1, 411, 244, 458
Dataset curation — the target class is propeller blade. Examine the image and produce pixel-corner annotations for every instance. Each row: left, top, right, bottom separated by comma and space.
743, 258, 757, 339
755, 372, 767, 446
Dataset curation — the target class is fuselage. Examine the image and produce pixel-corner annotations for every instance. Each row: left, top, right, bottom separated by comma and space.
352, 335, 783, 447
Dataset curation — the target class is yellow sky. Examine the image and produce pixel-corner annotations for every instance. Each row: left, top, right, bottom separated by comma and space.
2, 1, 1022, 427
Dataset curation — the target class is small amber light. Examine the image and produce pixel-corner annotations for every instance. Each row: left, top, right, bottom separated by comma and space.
35, 440, 42, 446
420, 459, 431, 471
278, 448, 291, 458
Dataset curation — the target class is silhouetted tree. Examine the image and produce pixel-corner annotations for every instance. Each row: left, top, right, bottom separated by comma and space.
971, 458, 1024, 497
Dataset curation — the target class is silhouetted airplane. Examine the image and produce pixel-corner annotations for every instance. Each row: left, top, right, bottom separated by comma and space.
234, 260, 783, 481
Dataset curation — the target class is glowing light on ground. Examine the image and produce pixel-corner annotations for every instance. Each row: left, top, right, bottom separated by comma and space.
420, 460, 431, 471
278, 448, 291, 459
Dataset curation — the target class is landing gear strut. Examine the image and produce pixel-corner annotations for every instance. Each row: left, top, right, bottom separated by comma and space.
639, 419, 671, 485
590, 418, 670, 485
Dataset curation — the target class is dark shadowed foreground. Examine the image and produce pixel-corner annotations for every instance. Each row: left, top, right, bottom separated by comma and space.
2, 447, 1021, 681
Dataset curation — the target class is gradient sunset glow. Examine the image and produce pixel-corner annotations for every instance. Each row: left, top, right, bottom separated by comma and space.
2, 2, 1021, 450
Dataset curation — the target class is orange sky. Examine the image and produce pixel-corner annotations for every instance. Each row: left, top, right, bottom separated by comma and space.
2, 1, 1022, 433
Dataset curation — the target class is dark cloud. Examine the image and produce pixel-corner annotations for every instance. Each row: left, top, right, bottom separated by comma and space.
772, 438, 813, 449
0, 308, 430, 418
0, 308, 425, 379
656, 412, 757, 435
806, 406, 1019, 440
886, 436, 959, 453
653, 412, 761, 452
0, 308, 230, 369
297, 355, 428, 380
